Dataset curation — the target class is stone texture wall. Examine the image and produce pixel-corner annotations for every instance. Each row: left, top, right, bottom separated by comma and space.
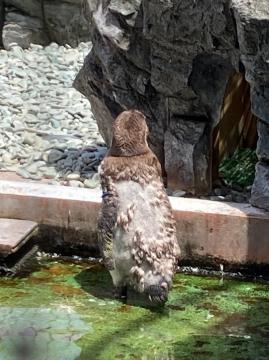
74, 0, 269, 211
1, 0, 91, 49
234, 1, 269, 212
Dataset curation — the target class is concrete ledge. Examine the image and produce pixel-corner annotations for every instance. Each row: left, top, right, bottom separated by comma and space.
0, 218, 38, 255
0, 180, 269, 265
0, 180, 100, 249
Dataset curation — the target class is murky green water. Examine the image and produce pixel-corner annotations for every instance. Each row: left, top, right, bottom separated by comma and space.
0, 258, 269, 359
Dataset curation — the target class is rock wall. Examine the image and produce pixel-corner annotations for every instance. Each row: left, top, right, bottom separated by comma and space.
233, 1, 269, 212
74, 0, 269, 211
1, 0, 92, 49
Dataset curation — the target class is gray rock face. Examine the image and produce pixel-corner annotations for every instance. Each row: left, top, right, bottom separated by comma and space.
253, 120, 269, 211
257, 121, 269, 162
251, 162, 269, 211
164, 118, 209, 194
74, 0, 269, 210
43, 0, 91, 47
232, 1, 269, 123
2, 0, 91, 49
232, 1, 269, 211
5, 0, 43, 18
3, 11, 48, 50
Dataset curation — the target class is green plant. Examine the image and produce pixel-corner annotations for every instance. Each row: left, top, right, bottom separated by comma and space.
219, 148, 257, 188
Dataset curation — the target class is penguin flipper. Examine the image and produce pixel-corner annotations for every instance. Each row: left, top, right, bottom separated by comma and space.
97, 193, 118, 271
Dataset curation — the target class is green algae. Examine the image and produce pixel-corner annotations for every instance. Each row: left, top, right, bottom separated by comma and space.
0, 258, 269, 359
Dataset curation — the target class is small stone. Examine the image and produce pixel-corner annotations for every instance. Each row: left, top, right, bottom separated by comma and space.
42, 153, 49, 162
51, 119, 61, 129
13, 68, 27, 78
48, 149, 65, 164
16, 168, 30, 179
81, 152, 95, 164
68, 180, 84, 188
214, 188, 228, 197
29, 174, 42, 180
3, 165, 18, 172
8, 96, 24, 107
24, 114, 39, 124
63, 158, 73, 168
225, 194, 233, 202
66, 139, 83, 149
27, 106, 39, 115
209, 196, 225, 201
84, 179, 100, 189
43, 167, 57, 179
22, 133, 37, 146
172, 190, 186, 197
231, 191, 246, 203
36, 138, 51, 151
53, 143, 67, 151
2, 153, 15, 165
33, 152, 42, 161
66, 173, 81, 181
30, 44, 44, 50
24, 163, 38, 174
38, 113, 51, 121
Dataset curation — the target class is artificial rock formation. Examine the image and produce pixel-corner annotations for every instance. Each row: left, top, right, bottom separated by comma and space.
74, 0, 269, 211
1, 0, 91, 49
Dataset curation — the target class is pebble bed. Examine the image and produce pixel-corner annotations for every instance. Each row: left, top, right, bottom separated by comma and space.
0, 42, 106, 188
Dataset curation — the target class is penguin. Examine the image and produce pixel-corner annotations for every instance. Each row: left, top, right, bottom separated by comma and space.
97, 110, 180, 303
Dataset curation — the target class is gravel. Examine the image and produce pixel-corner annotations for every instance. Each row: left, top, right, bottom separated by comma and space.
0, 42, 106, 188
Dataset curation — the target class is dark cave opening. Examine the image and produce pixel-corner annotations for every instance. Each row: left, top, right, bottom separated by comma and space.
212, 72, 258, 192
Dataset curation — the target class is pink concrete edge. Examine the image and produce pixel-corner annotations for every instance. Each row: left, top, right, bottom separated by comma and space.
0, 179, 268, 217
0, 180, 268, 264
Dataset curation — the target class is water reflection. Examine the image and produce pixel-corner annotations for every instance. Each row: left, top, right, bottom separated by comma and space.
0, 307, 91, 360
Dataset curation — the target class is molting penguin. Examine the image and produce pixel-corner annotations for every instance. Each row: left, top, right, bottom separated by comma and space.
98, 110, 180, 303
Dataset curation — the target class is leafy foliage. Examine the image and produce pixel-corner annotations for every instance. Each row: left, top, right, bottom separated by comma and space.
219, 148, 257, 188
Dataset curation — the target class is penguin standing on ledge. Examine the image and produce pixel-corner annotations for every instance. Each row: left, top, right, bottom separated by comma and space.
97, 110, 180, 303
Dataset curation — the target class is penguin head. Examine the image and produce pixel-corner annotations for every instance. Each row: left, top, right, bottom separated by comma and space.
109, 110, 149, 157
144, 274, 172, 304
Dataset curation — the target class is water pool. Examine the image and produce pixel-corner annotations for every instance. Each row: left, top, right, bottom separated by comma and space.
0, 257, 269, 359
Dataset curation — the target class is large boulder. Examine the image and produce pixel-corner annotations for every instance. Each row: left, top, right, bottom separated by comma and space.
3, 10, 48, 49
74, 0, 238, 193
74, 0, 269, 210
232, 0, 269, 211
43, 0, 92, 47
1, 0, 92, 49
